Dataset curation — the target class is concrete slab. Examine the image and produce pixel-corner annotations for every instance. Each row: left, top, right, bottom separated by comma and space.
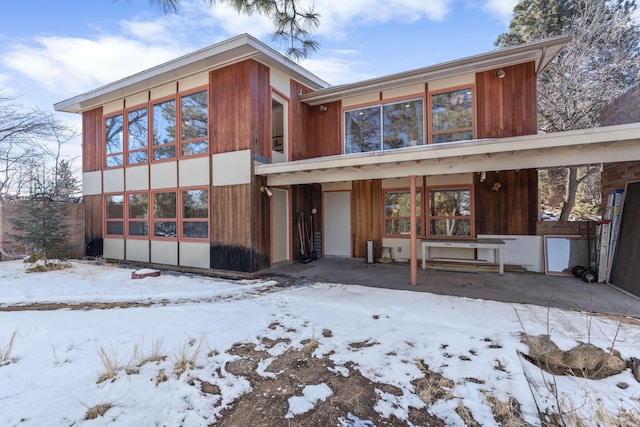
264, 257, 640, 319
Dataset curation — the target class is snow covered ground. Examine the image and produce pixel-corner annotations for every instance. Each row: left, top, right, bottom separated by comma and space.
0, 260, 639, 426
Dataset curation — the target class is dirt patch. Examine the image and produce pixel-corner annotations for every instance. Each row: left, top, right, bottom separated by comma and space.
216, 338, 447, 426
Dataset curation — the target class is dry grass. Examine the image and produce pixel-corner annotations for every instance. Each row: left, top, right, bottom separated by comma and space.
455, 399, 481, 427
173, 336, 203, 377
0, 331, 17, 366
414, 360, 455, 406
97, 345, 120, 383
484, 392, 531, 427
541, 391, 640, 427
84, 402, 113, 420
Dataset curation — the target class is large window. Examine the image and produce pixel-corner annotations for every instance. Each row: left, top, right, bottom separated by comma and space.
180, 90, 208, 156
127, 106, 148, 165
181, 189, 209, 239
345, 98, 424, 154
105, 194, 125, 236
428, 186, 473, 236
105, 114, 124, 168
430, 87, 474, 144
153, 191, 177, 238
127, 193, 149, 237
152, 98, 177, 161
384, 189, 422, 237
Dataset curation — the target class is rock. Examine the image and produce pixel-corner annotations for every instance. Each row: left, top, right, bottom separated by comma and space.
131, 269, 161, 279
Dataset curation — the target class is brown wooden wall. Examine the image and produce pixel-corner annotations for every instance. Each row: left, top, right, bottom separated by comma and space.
210, 59, 270, 155
474, 169, 538, 235
476, 62, 537, 139
305, 101, 342, 159
351, 180, 382, 258
289, 80, 312, 161
84, 194, 103, 256
82, 107, 103, 172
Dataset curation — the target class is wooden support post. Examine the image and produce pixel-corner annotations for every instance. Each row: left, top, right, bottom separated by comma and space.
410, 175, 417, 286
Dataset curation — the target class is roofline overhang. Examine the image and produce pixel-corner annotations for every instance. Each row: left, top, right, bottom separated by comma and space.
54, 34, 329, 113
299, 35, 572, 106
255, 122, 640, 186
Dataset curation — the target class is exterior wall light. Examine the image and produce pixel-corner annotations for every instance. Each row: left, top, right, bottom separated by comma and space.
260, 186, 273, 197
319, 105, 328, 112
495, 69, 506, 79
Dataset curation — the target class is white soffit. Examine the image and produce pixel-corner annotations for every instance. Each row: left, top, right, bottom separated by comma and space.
255, 123, 640, 186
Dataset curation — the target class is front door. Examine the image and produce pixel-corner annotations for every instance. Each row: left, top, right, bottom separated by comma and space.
323, 191, 351, 256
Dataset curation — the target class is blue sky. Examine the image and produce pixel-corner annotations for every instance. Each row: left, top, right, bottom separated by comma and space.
0, 0, 518, 160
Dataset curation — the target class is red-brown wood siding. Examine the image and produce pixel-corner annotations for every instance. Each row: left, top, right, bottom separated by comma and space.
210, 60, 270, 155
476, 62, 537, 139
82, 107, 103, 172
84, 194, 103, 255
305, 101, 342, 159
289, 80, 312, 161
352, 180, 382, 258
474, 169, 538, 235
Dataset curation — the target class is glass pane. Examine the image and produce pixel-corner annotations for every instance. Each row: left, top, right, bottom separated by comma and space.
272, 99, 284, 153
432, 130, 474, 144
430, 189, 471, 216
128, 221, 148, 236
128, 107, 148, 150
385, 191, 421, 217
106, 154, 123, 168
432, 88, 473, 132
344, 106, 381, 153
106, 221, 123, 235
154, 192, 176, 218
383, 99, 424, 149
182, 140, 208, 156
181, 90, 208, 141
153, 99, 176, 147
154, 221, 177, 237
385, 219, 421, 236
128, 193, 149, 219
106, 195, 124, 219
430, 219, 471, 236
182, 190, 208, 218
128, 151, 148, 164
183, 221, 208, 239
153, 145, 176, 160
105, 114, 123, 155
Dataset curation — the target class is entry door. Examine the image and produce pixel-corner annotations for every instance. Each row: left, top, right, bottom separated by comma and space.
323, 191, 351, 256
271, 188, 289, 264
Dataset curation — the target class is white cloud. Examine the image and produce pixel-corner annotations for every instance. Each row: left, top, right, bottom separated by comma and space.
300, 53, 374, 86
483, 0, 518, 24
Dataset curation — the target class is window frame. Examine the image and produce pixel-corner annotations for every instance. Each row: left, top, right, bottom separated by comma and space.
178, 86, 209, 160
343, 94, 426, 154
426, 184, 475, 238
126, 191, 150, 239
428, 84, 476, 145
104, 112, 124, 169
382, 187, 424, 238
151, 189, 178, 241
150, 94, 178, 163
103, 193, 125, 238
125, 103, 149, 166
179, 186, 210, 242
271, 88, 290, 162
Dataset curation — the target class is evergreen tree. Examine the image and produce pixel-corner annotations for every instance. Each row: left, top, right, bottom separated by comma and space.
496, 0, 640, 220
53, 159, 79, 200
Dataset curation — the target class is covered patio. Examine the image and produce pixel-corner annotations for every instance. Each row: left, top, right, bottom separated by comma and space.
265, 256, 640, 319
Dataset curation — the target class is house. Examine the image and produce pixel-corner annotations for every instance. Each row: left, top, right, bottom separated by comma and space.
54, 33, 640, 282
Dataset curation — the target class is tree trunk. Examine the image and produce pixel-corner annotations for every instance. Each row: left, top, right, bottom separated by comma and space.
560, 167, 578, 221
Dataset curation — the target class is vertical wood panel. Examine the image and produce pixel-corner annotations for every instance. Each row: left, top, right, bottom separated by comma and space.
289, 80, 312, 161
476, 62, 537, 139
84, 194, 103, 256
352, 180, 382, 258
82, 107, 103, 172
306, 101, 342, 158
474, 170, 537, 235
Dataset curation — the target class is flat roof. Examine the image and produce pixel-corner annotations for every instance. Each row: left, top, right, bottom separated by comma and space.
55, 34, 330, 113
300, 35, 571, 106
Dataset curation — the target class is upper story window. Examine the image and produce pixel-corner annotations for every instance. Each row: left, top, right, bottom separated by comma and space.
430, 87, 474, 144
127, 106, 148, 165
180, 89, 208, 157
152, 98, 177, 161
344, 98, 424, 154
105, 114, 124, 168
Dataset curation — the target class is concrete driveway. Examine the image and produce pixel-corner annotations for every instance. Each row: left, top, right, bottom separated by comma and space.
265, 257, 640, 319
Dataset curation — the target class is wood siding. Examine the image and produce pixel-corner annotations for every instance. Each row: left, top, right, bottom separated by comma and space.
82, 107, 103, 172
476, 62, 537, 139
210, 60, 270, 155
351, 180, 382, 258
474, 170, 538, 235
289, 80, 312, 161
304, 101, 342, 159
84, 194, 103, 256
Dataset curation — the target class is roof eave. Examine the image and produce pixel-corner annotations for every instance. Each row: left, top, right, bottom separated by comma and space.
54, 34, 329, 114
299, 35, 571, 106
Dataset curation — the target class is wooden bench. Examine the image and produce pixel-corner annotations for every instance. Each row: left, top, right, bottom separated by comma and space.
421, 238, 505, 275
